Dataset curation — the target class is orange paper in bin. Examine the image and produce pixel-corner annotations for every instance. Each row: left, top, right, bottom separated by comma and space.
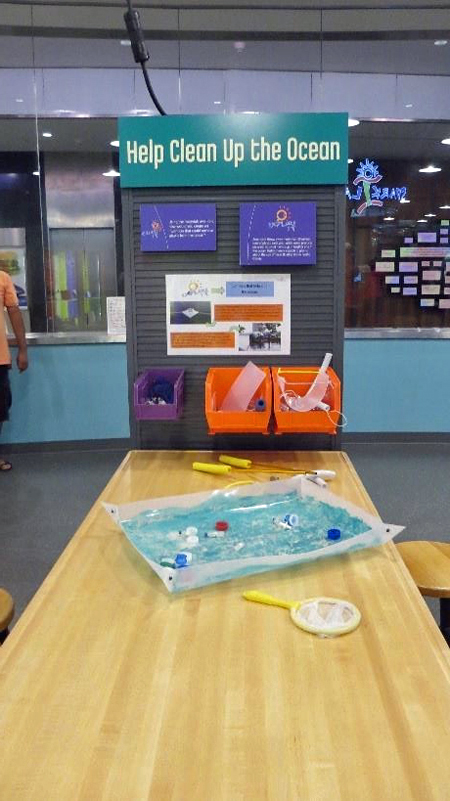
205, 366, 272, 434
272, 366, 341, 435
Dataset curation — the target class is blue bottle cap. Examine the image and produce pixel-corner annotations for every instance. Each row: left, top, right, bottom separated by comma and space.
175, 553, 188, 567
327, 528, 341, 540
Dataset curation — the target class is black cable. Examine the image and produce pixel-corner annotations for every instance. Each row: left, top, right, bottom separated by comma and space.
124, 0, 167, 116
140, 63, 167, 117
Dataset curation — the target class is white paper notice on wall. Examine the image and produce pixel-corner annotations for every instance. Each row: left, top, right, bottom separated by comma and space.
420, 299, 435, 307
423, 270, 441, 281
375, 261, 395, 272
385, 276, 400, 284
404, 275, 418, 284
399, 262, 418, 272
403, 287, 417, 296
390, 287, 401, 293
107, 296, 126, 335
421, 284, 441, 295
439, 299, 450, 309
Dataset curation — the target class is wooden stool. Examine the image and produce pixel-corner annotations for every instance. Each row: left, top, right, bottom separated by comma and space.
0, 588, 15, 644
397, 541, 450, 644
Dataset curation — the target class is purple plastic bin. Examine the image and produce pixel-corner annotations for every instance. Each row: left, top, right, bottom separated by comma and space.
134, 368, 185, 420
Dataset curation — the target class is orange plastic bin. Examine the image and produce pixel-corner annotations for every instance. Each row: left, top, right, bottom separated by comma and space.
205, 366, 272, 434
271, 366, 341, 434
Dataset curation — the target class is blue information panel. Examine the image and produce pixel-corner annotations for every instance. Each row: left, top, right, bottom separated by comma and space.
140, 203, 216, 252
240, 201, 316, 266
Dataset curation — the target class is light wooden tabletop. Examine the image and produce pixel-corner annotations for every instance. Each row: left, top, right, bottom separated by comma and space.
1, 450, 450, 801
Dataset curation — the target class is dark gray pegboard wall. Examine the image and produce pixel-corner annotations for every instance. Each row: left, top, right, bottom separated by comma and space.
123, 184, 345, 450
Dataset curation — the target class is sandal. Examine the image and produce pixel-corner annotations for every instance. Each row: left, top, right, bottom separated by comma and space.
0, 460, 12, 471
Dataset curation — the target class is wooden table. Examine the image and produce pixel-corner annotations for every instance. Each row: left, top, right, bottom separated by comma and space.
1, 451, 450, 800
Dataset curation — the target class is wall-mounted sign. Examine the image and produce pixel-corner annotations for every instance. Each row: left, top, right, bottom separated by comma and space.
119, 113, 348, 188
346, 159, 407, 216
140, 203, 216, 252
166, 273, 291, 355
240, 201, 316, 266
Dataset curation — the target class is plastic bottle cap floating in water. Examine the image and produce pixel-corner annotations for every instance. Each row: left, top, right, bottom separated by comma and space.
283, 513, 299, 528
327, 528, 341, 540
215, 521, 229, 531
243, 591, 361, 637
175, 552, 192, 567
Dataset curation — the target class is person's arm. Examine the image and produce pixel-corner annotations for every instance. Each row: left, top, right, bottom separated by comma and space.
7, 306, 28, 372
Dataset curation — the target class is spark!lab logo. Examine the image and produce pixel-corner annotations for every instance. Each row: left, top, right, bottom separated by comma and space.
182, 279, 209, 298
269, 205, 296, 232
346, 159, 407, 216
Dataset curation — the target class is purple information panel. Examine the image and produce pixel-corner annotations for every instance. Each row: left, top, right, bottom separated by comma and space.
240, 202, 316, 266
140, 203, 216, 252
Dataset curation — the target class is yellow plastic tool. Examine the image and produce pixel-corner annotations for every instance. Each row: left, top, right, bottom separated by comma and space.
219, 455, 252, 469
220, 454, 303, 474
243, 590, 361, 637
192, 462, 232, 476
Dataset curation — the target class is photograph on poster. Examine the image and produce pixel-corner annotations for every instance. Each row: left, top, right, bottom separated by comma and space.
169, 301, 212, 325
140, 203, 216, 252
238, 323, 282, 352
166, 274, 290, 355
240, 201, 316, 267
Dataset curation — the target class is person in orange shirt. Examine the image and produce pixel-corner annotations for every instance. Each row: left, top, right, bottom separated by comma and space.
0, 270, 28, 471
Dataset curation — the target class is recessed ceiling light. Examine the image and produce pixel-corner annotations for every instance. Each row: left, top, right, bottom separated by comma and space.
15, 98, 24, 103
110, 140, 120, 147
348, 118, 360, 127
32, 170, 40, 176
434, 40, 448, 46
384, 216, 395, 221
425, 213, 436, 217
214, 101, 222, 105
440, 204, 450, 209
242, 110, 259, 115
102, 169, 120, 178
348, 158, 354, 164
400, 198, 410, 203
417, 219, 427, 223
120, 39, 132, 46
405, 103, 413, 108
419, 165, 441, 173
42, 132, 52, 138
75, 113, 90, 118
441, 138, 450, 145
55, 109, 75, 115
234, 41, 246, 51
129, 109, 155, 115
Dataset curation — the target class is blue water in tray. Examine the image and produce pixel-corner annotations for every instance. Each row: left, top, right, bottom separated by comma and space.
121, 490, 369, 566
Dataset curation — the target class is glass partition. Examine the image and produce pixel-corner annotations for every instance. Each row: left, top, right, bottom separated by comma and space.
1, 17, 450, 335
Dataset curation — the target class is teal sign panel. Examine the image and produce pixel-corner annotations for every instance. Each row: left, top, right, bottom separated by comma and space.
119, 112, 348, 188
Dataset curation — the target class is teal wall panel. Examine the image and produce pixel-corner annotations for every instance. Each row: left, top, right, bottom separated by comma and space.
1, 340, 450, 444
2, 344, 130, 444
344, 339, 450, 432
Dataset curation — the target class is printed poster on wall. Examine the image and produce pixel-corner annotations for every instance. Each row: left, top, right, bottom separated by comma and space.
140, 203, 216, 252
240, 201, 316, 266
166, 274, 291, 356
